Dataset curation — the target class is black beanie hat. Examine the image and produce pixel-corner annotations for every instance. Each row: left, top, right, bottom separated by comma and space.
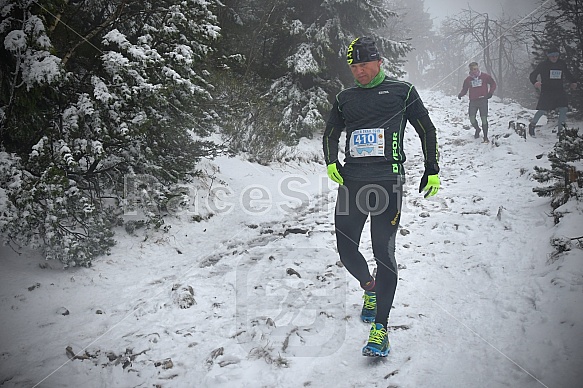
347, 37, 380, 65
546, 46, 560, 55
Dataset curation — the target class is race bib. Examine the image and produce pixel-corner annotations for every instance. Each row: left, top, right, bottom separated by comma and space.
471, 78, 483, 87
349, 128, 385, 157
549, 70, 562, 79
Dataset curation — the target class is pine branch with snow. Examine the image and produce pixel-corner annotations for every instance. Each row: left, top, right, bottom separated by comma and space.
0, 0, 222, 266
533, 127, 583, 212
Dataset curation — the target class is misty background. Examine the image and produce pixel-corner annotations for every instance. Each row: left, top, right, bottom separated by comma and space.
388, 0, 580, 113
426, 0, 540, 22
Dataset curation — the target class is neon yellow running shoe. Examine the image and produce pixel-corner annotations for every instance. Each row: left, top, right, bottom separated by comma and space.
360, 290, 376, 323
362, 322, 390, 357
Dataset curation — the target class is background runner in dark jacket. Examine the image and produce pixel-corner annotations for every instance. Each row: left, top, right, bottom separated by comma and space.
322, 36, 440, 357
528, 46, 577, 136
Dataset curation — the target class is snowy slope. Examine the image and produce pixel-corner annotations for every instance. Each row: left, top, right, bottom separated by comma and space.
1, 91, 582, 388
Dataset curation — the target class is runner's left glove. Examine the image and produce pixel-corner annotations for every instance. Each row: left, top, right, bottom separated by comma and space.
327, 162, 344, 185
419, 174, 440, 198
419, 163, 440, 198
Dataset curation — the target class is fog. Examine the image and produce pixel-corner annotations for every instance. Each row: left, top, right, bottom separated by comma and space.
425, 0, 543, 22
390, 0, 551, 106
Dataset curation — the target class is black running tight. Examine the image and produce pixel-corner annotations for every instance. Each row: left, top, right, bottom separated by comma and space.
334, 179, 402, 326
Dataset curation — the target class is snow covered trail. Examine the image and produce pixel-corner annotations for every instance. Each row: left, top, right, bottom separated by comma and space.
386, 94, 583, 388
199, 95, 582, 387
1, 92, 581, 388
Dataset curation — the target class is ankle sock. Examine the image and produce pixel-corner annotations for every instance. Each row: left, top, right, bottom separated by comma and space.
361, 277, 375, 291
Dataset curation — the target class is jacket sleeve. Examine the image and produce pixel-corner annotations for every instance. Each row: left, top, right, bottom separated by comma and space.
410, 114, 439, 173
529, 63, 542, 84
458, 78, 469, 97
323, 99, 344, 165
323, 124, 341, 165
488, 74, 497, 94
562, 62, 577, 83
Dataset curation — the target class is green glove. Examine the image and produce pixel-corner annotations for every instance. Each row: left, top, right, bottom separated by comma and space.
419, 173, 440, 198
327, 162, 343, 185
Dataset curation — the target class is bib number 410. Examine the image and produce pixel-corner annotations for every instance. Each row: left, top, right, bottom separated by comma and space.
354, 133, 377, 145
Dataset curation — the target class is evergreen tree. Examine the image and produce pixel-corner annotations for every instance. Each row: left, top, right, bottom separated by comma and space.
0, 0, 413, 266
212, 0, 410, 159
533, 126, 583, 259
0, 0, 221, 267
533, 128, 583, 214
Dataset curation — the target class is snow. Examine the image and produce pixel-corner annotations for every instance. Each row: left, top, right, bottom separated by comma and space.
22, 51, 62, 88
287, 43, 320, 75
4, 30, 26, 51
1, 91, 582, 388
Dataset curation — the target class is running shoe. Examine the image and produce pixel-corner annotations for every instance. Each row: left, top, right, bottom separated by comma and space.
362, 322, 390, 357
360, 290, 376, 323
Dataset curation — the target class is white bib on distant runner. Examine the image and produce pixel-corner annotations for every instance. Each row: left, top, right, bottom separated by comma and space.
471, 78, 483, 87
349, 128, 385, 157
549, 69, 562, 79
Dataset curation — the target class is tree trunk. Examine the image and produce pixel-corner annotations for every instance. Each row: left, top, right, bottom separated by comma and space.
497, 24, 503, 99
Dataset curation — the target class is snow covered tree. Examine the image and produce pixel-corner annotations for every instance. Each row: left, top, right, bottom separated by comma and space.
533, 126, 583, 260
276, 0, 410, 141
0, 0, 221, 267
533, 127, 583, 214
212, 0, 409, 157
